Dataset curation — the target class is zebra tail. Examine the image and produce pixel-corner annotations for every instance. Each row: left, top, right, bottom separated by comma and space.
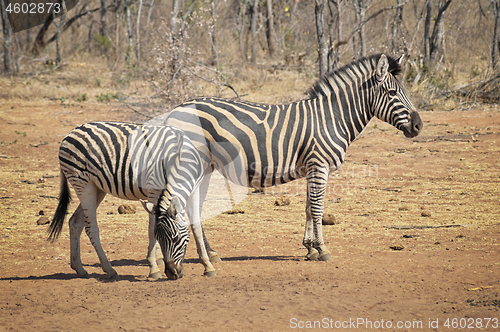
47, 170, 71, 242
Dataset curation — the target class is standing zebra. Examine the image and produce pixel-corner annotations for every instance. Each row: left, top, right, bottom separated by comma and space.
162, 54, 422, 273
48, 122, 217, 280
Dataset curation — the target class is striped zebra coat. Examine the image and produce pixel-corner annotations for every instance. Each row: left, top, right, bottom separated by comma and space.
48, 122, 215, 280
163, 54, 422, 267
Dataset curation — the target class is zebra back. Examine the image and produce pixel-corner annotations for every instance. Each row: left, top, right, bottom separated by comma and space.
58, 121, 203, 205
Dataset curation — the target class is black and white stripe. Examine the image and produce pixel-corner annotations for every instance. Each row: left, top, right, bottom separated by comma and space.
164, 54, 423, 263
48, 121, 215, 280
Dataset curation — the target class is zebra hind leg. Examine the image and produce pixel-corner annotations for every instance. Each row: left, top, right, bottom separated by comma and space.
80, 187, 119, 280
69, 204, 90, 278
198, 171, 221, 263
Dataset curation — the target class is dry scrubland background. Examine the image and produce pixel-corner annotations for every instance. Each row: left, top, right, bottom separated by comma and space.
1, 0, 500, 330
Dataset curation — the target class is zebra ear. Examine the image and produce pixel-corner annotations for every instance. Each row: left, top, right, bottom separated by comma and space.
397, 54, 404, 65
168, 196, 182, 220
139, 199, 155, 215
376, 54, 389, 82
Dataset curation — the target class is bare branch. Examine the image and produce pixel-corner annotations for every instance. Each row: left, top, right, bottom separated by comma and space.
335, 0, 409, 49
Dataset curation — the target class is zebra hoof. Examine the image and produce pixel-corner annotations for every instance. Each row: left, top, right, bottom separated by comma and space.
204, 271, 217, 277
109, 273, 121, 281
77, 272, 90, 279
209, 254, 222, 263
306, 252, 319, 261
318, 253, 333, 262
150, 271, 162, 280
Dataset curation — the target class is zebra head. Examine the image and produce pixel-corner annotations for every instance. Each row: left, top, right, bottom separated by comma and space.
152, 190, 189, 280
371, 54, 422, 138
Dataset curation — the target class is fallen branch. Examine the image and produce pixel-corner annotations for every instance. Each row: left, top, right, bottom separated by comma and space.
384, 224, 468, 230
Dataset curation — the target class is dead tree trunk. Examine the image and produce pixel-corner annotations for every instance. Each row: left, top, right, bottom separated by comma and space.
171, 0, 180, 36
0, 0, 12, 72
237, 0, 249, 60
53, 0, 66, 65
492, 0, 500, 69
315, 0, 328, 77
136, 0, 143, 68
100, 0, 107, 38
328, 0, 342, 69
88, 15, 95, 54
357, 0, 366, 56
210, 0, 217, 65
125, 0, 133, 67
250, 0, 259, 63
265, 0, 276, 58
390, 0, 404, 53
423, 0, 452, 68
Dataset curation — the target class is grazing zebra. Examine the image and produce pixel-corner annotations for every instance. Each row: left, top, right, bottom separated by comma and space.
48, 122, 217, 280
161, 54, 422, 272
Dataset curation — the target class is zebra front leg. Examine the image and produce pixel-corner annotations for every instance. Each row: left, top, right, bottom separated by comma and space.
187, 187, 216, 276
305, 165, 333, 262
147, 212, 163, 280
202, 228, 221, 263
303, 202, 319, 261
69, 204, 89, 278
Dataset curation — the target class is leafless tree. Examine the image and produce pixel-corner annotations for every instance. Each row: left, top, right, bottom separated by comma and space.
423, 0, 452, 68
53, 0, 67, 66
171, 0, 180, 36
315, 0, 328, 76
100, 0, 107, 39
265, 0, 277, 58
210, 0, 217, 65
136, 0, 143, 67
250, 0, 259, 63
237, 0, 250, 60
328, 0, 343, 69
125, 0, 133, 67
492, 0, 500, 68
0, 0, 12, 72
352, 0, 369, 57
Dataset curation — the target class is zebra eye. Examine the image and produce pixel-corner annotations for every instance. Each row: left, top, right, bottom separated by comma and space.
387, 89, 398, 97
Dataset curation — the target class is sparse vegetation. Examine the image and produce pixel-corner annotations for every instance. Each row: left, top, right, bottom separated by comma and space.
0, 0, 497, 110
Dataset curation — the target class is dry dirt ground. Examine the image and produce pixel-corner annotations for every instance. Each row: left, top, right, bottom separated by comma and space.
0, 100, 499, 331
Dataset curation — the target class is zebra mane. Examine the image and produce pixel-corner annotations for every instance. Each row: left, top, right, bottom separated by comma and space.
307, 54, 401, 100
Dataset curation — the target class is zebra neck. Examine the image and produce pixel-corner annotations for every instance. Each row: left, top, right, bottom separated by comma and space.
307, 86, 374, 146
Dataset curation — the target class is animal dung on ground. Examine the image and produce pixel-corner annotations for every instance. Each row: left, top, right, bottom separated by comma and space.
398, 205, 410, 211
389, 244, 405, 251
421, 210, 431, 217
224, 207, 245, 214
322, 213, 336, 225
118, 204, 136, 214
274, 196, 291, 206
36, 216, 50, 225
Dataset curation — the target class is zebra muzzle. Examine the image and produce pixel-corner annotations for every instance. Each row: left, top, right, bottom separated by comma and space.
403, 111, 423, 138
165, 260, 183, 280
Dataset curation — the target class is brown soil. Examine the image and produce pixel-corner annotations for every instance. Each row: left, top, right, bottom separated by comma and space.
1, 101, 499, 331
